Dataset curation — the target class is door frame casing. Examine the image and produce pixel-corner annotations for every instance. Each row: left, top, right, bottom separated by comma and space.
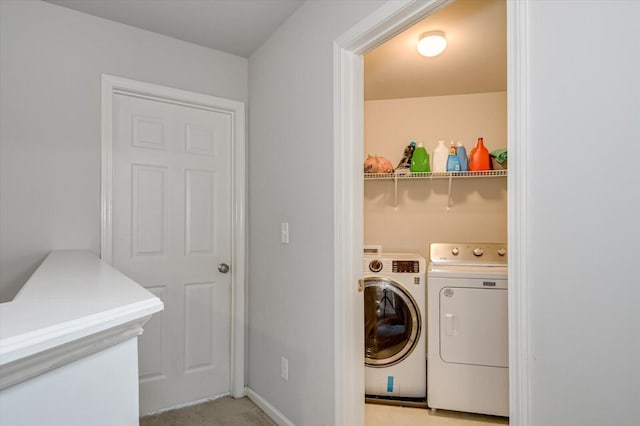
100, 74, 246, 400
333, 0, 530, 425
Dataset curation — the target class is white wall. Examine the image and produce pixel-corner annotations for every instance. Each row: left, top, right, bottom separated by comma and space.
247, 1, 384, 424
527, 1, 640, 425
0, 339, 139, 426
0, 0, 247, 302
365, 93, 507, 259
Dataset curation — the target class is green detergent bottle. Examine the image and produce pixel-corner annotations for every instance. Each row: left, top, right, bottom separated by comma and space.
410, 143, 430, 173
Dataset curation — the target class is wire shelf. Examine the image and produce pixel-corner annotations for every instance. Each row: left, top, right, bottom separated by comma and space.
364, 170, 507, 180
364, 169, 507, 209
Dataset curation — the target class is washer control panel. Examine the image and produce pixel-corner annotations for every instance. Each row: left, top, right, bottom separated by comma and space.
364, 253, 426, 277
368, 259, 420, 273
430, 243, 507, 265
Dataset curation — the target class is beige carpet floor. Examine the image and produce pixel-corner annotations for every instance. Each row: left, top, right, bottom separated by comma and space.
140, 397, 276, 426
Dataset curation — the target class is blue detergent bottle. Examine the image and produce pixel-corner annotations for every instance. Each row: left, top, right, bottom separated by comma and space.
456, 141, 469, 171
446, 141, 461, 171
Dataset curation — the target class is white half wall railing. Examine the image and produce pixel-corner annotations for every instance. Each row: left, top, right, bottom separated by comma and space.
0, 250, 163, 426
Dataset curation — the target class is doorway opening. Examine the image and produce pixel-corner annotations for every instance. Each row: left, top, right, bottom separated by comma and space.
334, 0, 530, 425
364, 0, 507, 422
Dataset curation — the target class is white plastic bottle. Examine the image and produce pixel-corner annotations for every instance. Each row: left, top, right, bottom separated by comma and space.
432, 140, 448, 173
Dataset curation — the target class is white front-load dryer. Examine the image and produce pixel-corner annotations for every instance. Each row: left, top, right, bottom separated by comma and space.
363, 253, 426, 405
427, 243, 509, 417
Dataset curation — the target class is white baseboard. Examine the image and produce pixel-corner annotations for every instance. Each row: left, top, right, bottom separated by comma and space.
245, 387, 295, 426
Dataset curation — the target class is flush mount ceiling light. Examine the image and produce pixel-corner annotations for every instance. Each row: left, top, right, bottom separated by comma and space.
417, 31, 447, 57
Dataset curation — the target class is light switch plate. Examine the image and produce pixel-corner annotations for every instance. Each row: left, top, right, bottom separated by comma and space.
280, 222, 289, 244
281, 357, 289, 381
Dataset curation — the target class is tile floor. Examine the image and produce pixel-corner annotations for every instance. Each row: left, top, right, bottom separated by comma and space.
366, 403, 509, 426
138, 395, 508, 426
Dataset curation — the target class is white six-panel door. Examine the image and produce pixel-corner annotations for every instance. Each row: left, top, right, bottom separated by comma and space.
112, 92, 232, 413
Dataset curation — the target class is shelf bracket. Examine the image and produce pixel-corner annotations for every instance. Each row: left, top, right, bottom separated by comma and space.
447, 174, 453, 211
394, 174, 398, 207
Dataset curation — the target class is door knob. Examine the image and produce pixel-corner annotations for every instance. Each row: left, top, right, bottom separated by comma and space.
218, 263, 230, 273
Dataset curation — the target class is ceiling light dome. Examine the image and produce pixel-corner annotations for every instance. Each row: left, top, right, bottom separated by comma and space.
417, 31, 447, 57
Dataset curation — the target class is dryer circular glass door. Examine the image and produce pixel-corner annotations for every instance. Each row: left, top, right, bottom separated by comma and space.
364, 277, 421, 367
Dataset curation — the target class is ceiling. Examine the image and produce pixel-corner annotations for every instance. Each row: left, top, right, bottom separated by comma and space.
44, 0, 303, 58
365, 0, 506, 100
43, 0, 505, 100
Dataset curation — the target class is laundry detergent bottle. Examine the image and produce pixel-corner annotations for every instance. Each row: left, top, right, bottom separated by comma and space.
432, 140, 448, 173
395, 141, 416, 171
446, 141, 461, 171
456, 141, 469, 171
410, 143, 430, 173
469, 137, 491, 171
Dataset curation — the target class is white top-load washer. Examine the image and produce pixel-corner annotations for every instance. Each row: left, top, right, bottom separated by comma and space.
427, 243, 509, 417
362, 252, 426, 404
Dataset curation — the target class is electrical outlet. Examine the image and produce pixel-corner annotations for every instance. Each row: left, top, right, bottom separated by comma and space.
281, 357, 288, 381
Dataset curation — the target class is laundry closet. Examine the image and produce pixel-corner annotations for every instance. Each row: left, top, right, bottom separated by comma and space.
362, 0, 509, 424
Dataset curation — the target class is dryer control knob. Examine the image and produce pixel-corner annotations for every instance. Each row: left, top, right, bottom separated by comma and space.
497, 248, 506, 256
473, 248, 484, 257
369, 259, 383, 273
451, 248, 459, 256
